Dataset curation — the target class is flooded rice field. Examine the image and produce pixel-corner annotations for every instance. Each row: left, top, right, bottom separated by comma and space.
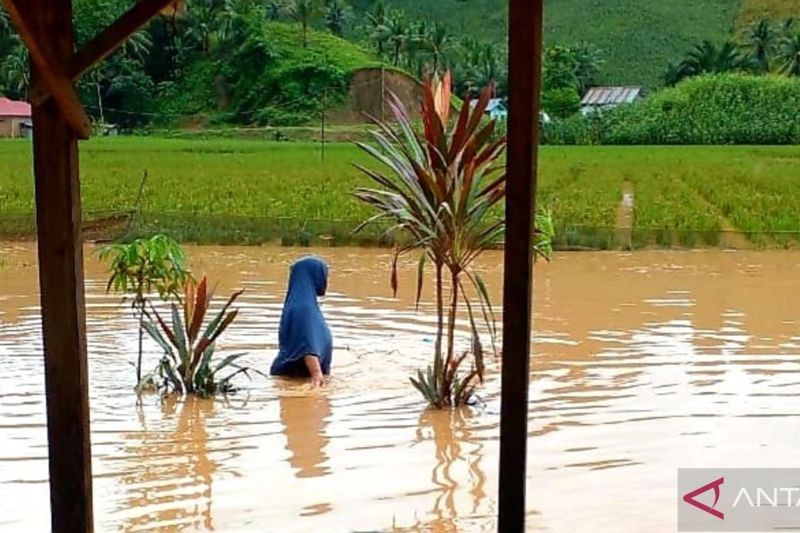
2, 243, 800, 531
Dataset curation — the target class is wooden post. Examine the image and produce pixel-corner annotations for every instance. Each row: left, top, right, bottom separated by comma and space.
498, 0, 544, 531
29, 1, 94, 531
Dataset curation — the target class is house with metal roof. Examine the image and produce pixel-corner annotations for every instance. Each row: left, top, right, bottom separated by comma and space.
0, 97, 32, 138
580, 86, 643, 116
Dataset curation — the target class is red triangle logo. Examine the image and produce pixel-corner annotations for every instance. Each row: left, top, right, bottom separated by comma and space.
683, 477, 725, 520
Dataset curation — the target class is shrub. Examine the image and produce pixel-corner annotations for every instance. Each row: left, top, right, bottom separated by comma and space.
544, 74, 800, 145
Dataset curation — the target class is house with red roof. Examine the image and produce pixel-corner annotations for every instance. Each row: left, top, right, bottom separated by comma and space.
0, 97, 32, 138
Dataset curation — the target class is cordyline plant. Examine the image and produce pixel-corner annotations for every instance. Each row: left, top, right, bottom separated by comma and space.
143, 275, 250, 397
99, 235, 191, 389
353, 72, 510, 408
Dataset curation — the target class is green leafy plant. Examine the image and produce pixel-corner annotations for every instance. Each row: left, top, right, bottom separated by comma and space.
99, 235, 191, 388
143, 275, 248, 396
354, 72, 548, 408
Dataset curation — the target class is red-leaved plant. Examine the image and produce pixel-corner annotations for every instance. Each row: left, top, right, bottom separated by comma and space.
143, 275, 249, 396
354, 72, 507, 408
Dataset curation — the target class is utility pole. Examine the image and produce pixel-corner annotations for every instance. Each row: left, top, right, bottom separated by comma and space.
380, 66, 386, 122
320, 89, 326, 161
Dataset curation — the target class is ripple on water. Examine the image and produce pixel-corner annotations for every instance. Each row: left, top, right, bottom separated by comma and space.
2, 245, 800, 531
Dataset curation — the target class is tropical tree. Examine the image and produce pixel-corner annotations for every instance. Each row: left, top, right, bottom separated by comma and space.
425, 22, 452, 76
745, 19, 776, 73
778, 33, 800, 76
354, 74, 511, 408
323, 0, 352, 36
364, 0, 390, 56
99, 235, 191, 389
385, 14, 409, 66
266, 0, 285, 21
144, 275, 249, 396
569, 41, 603, 94
667, 40, 751, 85
287, 0, 320, 47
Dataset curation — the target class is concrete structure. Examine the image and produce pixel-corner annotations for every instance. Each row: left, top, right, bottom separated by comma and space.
580, 86, 643, 115
0, 97, 32, 138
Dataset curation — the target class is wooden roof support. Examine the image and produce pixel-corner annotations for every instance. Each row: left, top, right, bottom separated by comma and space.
1, 0, 91, 138
25, 0, 94, 531
29, 0, 180, 106
498, 0, 544, 531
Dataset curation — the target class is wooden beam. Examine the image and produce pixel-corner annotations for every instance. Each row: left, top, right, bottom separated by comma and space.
29, 0, 94, 531
28, 0, 178, 106
498, 0, 544, 531
2, 0, 91, 138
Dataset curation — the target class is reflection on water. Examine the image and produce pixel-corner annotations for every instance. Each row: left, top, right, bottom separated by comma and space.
2, 243, 800, 531
280, 393, 331, 479
117, 397, 218, 531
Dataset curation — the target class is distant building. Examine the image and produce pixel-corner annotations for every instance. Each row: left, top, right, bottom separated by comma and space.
0, 97, 32, 138
580, 86, 644, 116
472, 97, 551, 124
486, 98, 508, 120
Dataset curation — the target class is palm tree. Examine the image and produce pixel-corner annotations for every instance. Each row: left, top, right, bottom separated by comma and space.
745, 19, 776, 73
425, 22, 451, 75
323, 0, 352, 36
365, 0, 389, 56
287, 0, 320, 47
669, 40, 751, 85
266, 0, 285, 21
569, 41, 603, 94
778, 33, 800, 76
386, 15, 409, 66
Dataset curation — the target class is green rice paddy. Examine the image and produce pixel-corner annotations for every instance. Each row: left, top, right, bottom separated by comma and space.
2, 138, 800, 249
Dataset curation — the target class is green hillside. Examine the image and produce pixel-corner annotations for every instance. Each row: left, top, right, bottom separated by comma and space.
156, 21, 385, 126
353, 0, 743, 87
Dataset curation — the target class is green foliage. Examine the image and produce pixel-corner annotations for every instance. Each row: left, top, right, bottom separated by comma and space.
159, 21, 382, 126
666, 40, 752, 86
352, 0, 741, 87
545, 74, 800, 145
542, 87, 580, 119
354, 74, 509, 408
99, 235, 191, 387
144, 275, 248, 396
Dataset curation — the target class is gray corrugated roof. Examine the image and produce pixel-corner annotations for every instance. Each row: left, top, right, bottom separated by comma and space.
581, 86, 643, 106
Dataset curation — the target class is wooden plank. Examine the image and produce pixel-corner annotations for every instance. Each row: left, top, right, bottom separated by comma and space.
498, 0, 544, 531
2, 0, 91, 138
28, 0, 179, 106
28, 1, 94, 531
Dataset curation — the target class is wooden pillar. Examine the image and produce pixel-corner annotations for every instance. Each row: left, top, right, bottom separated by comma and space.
498, 0, 544, 531
29, 1, 94, 531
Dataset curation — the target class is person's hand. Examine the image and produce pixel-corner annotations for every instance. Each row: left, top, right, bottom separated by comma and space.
310, 373, 326, 388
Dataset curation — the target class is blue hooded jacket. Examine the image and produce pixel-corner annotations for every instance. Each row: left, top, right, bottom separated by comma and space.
270, 257, 333, 376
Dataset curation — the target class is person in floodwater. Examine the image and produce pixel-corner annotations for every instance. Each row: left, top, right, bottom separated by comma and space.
270, 257, 332, 387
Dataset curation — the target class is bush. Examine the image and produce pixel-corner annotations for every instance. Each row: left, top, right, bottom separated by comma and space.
542, 87, 581, 119
544, 74, 800, 145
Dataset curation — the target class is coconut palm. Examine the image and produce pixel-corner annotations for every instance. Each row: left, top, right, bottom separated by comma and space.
265, 0, 285, 21
778, 33, 800, 76
287, 0, 320, 47
365, 0, 390, 57
386, 15, 409, 66
354, 74, 508, 408
569, 41, 603, 94
323, 0, 352, 36
745, 19, 776, 73
669, 40, 751, 85
425, 22, 452, 75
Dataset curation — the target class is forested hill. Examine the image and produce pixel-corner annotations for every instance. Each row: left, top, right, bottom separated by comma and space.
1, 0, 799, 129
352, 0, 794, 87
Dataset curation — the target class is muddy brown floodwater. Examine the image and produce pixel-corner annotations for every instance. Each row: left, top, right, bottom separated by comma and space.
2, 243, 800, 532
